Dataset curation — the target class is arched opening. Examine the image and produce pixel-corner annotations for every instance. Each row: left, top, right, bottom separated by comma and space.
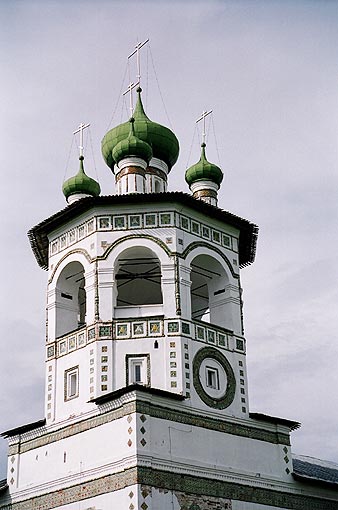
56, 261, 86, 338
190, 254, 229, 328
115, 247, 163, 308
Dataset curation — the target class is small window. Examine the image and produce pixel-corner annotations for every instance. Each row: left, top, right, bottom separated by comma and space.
65, 366, 79, 400
127, 355, 150, 386
206, 366, 219, 390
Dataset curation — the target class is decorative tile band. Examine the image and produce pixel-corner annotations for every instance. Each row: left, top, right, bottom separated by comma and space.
49, 211, 238, 259
8, 394, 291, 457
49, 319, 245, 360
1, 465, 336, 510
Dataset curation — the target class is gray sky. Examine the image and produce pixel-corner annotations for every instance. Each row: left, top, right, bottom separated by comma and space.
1, 0, 338, 477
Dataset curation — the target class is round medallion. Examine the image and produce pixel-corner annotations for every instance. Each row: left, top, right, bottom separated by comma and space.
192, 347, 236, 409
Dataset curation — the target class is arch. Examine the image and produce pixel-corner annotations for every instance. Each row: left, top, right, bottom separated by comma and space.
114, 246, 163, 307
182, 241, 238, 279
49, 248, 92, 284
55, 261, 86, 338
189, 253, 229, 326
98, 234, 172, 262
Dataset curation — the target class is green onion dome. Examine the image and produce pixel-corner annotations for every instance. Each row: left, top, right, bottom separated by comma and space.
62, 156, 101, 200
185, 143, 223, 186
102, 87, 179, 171
112, 117, 152, 165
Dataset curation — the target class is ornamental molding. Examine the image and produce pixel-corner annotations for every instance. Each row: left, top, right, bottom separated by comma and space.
48, 248, 92, 284
8, 396, 291, 456
1, 465, 336, 510
192, 347, 236, 410
98, 233, 173, 261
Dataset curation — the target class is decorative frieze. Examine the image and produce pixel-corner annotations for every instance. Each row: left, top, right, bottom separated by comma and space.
49, 211, 238, 259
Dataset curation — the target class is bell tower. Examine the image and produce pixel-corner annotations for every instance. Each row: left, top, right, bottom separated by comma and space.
4, 46, 336, 510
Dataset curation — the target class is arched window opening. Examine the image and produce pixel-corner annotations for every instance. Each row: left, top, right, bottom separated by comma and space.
56, 261, 86, 338
115, 247, 163, 307
190, 254, 229, 328
154, 179, 161, 193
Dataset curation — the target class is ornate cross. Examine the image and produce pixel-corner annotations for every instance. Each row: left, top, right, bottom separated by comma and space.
123, 81, 140, 117
73, 122, 90, 157
196, 110, 213, 144
128, 38, 149, 85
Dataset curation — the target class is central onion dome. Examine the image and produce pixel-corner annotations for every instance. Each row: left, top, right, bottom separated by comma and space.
62, 156, 100, 203
101, 87, 179, 172
112, 117, 152, 165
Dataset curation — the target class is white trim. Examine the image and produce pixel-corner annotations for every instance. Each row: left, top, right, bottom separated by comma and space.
149, 157, 169, 174
190, 180, 219, 193
67, 193, 92, 204
116, 157, 147, 172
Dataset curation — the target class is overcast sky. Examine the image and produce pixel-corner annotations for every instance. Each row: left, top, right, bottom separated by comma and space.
1, 0, 338, 478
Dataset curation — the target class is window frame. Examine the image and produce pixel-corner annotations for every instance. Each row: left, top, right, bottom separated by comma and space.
64, 366, 79, 401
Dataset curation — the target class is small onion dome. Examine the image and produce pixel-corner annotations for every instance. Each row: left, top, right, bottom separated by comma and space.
62, 156, 101, 200
185, 143, 223, 186
112, 117, 152, 165
102, 87, 179, 171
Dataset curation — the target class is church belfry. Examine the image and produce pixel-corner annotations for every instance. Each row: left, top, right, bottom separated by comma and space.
1, 44, 337, 510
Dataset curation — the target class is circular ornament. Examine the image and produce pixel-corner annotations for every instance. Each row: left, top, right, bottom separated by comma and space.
192, 347, 236, 409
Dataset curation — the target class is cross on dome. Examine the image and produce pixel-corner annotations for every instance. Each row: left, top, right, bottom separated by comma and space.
73, 122, 90, 158
128, 38, 149, 85
196, 109, 212, 145
123, 81, 140, 118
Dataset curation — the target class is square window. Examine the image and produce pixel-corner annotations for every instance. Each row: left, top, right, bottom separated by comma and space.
98, 217, 110, 229
170, 371, 177, 377
191, 221, 200, 235
185, 363, 189, 369
159, 213, 171, 225
207, 330, 216, 343
47, 345, 55, 358
240, 379, 245, 385
101, 356, 108, 363
99, 326, 111, 337
182, 322, 190, 335
129, 215, 141, 228
170, 342, 176, 348
87, 219, 95, 233
51, 240, 58, 254
102, 365, 108, 372
60, 235, 67, 249
186, 372, 190, 379
59, 341, 67, 355
88, 328, 95, 340
117, 323, 128, 337
65, 367, 79, 401
145, 213, 156, 226
149, 321, 161, 335
236, 339, 244, 351
69, 230, 76, 244
180, 216, 189, 231
202, 226, 210, 239
240, 370, 244, 376
101, 375, 108, 382
184, 353, 189, 360
171, 381, 177, 388
133, 323, 144, 336
68, 336, 76, 350
222, 234, 231, 248
212, 231, 221, 244
101, 385, 108, 391
218, 334, 226, 347
78, 332, 85, 346
170, 352, 176, 358
170, 362, 177, 368
196, 326, 205, 340
168, 322, 179, 333
114, 216, 126, 229
240, 388, 245, 394
186, 382, 190, 389
78, 225, 86, 239
101, 346, 108, 352
206, 367, 219, 389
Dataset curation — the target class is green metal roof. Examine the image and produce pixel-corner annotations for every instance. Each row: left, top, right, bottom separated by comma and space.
112, 118, 152, 165
102, 88, 179, 171
185, 143, 223, 186
62, 156, 101, 200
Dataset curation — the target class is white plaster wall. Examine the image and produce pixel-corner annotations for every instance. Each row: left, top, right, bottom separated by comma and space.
146, 414, 291, 483
15, 415, 135, 491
